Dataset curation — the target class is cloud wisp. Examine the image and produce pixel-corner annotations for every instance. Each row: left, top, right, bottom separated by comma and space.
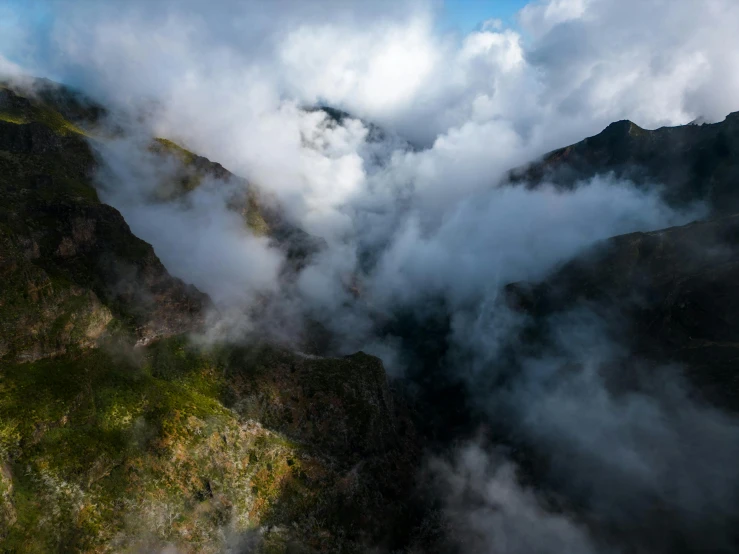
3, 0, 739, 552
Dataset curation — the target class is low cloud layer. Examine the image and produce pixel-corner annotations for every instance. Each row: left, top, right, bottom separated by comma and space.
429, 442, 601, 554
3, 0, 739, 552
468, 307, 739, 553
94, 137, 283, 308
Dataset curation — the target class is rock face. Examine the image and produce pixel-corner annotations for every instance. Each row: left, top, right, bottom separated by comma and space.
505, 213, 739, 411
0, 83, 425, 553
0, 88, 208, 359
0, 121, 64, 154
510, 113, 739, 214
227, 348, 412, 459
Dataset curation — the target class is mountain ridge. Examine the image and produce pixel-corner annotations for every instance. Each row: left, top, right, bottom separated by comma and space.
4, 75, 739, 553
509, 110, 739, 214
0, 79, 428, 553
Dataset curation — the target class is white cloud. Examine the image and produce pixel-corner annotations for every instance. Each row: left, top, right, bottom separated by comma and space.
429, 442, 599, 554
0, 53, 22, 78
93, 137, 284, 308
2, 1, 739, 551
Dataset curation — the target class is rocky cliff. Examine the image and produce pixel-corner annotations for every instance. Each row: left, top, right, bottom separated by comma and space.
0, 83, 424, 552
505, 213, 739, 411
510, 113, 739, 214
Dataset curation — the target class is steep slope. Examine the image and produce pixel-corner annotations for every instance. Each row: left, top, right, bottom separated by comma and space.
0, 339, 421, 553
3, 77, 324, 268
150, 137, 324, 268
510, 113, 739, 214
0, 87, 207, 359
494, 213, 739, 554
505, 213, 739, 411
0, 83, 427, 552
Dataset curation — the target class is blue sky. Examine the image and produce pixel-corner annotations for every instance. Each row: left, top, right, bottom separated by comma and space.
0, 0, 531, 70
0, 0, 532, 36
442, 0, 529, 32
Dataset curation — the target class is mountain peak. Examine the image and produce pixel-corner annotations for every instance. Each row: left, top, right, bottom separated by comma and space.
510, 109, 739, 213
601, 119, 644, 137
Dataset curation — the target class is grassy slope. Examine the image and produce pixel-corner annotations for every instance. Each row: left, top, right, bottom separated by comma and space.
0, 338, 342, 553
150, 137, 271, 236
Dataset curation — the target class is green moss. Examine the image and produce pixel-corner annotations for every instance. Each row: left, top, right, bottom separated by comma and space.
0, 113, 26, 125
152, 137, 197, 166
0, 104, 86, 137
0, 312, 403, 551
32, 105, 87, 137
0, 338, 340, 552
246, 191, 270, 236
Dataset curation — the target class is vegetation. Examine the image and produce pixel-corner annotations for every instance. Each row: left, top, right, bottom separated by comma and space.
0, 91, 87, 137
0, 339, 322, 552
0, 82, 422, 552
150, 137, 271, 236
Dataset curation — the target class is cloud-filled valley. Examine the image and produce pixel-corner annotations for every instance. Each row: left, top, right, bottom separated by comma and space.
3, 0, 739, 552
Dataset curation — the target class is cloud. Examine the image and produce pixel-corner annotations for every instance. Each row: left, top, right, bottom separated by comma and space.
428, 441, 601, 554
0, 54, 23, 78
520, 0, 739, 126
489, 307, 739, 552
2, 0, 739, 551
93, 136, 283, 309
4, 0, 735, 239
368, 176, 697, 309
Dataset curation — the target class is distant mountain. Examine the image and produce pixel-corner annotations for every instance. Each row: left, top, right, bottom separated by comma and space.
510, 113, 739, 214
494, 213, 739, 554
149, 136, 325, 270
308, 105, 395, 144
376, 113, 739, 553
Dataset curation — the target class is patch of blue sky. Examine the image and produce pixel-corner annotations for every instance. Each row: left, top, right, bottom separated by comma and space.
440, 0, 530, 33
0, 1, 53, 63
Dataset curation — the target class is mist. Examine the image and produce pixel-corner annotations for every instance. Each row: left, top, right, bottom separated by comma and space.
3, 0, 739, 552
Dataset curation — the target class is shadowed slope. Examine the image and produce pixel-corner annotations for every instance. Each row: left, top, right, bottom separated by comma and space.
510, 114, 739, 213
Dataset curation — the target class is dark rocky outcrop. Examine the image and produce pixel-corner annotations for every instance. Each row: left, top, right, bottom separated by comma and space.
510, 113, 739, 214
0, 113, 208, 358
505, 213, 739, 411
0, 121, 63, 154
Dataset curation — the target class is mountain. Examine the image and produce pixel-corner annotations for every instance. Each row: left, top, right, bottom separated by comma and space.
510, 113, 739, 214
149, 137, 325, 269
368, 115, 739, 552
502, 114, 739, 414
0, 83, 427, 552
506, 212, 739, 409
4, 76, 739, 553
497, 215, 739, 553
0, 86, 208, 360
